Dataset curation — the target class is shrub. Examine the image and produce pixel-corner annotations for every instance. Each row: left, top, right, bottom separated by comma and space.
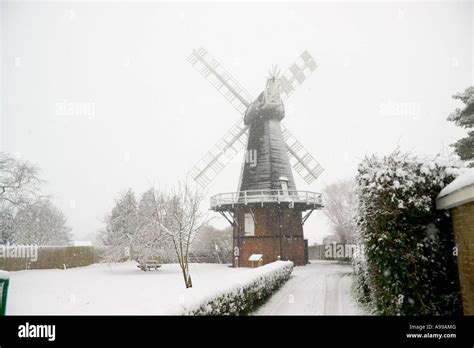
354, 151, 462, 315
183, 261, 293, 315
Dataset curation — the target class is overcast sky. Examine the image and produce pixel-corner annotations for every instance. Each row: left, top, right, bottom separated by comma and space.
1, 1, 472, 244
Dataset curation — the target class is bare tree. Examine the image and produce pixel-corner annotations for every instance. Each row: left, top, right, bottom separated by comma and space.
322, 178, 357, 244
158, 182, 209, 288
0, 152, 42, 207
99, 183, 208, 288
0, 152, 47, 244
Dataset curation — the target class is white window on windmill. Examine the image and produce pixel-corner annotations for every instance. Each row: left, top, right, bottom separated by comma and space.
279, 176, 289, 193
244, 213, 255, 236
279, 176, 290, 201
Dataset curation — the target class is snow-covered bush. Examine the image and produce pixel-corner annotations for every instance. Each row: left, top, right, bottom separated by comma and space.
352, 244, 375, 313
191, 225, 233, 264
354, 151, 462, 315
100, 188, 175, 265
183, 261, 293, 315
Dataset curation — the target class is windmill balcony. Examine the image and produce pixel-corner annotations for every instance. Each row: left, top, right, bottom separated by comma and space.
210, 189, 323, 211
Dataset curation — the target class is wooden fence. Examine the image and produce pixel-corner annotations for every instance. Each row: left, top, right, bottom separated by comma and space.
308, 244, 353, 262
0, 246, 105, 271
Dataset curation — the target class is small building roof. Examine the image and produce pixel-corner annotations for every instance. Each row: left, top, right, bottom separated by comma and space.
248, 254, 263, 261
437, 169, 474, 210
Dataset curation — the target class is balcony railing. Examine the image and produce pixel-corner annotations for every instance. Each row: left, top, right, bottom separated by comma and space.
210, 189, 322, 209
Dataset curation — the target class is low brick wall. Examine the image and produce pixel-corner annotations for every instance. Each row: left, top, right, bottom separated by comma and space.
451, 201, 474, 315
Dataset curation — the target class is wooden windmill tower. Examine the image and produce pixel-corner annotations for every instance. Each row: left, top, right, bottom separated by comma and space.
187, 48, 324, 267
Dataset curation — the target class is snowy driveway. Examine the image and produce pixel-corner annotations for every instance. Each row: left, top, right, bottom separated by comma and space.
255, 261, 360, 315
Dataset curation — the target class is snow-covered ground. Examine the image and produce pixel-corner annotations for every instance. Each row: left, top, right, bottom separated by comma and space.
256, 261, 361, 315
6, 260, 360, 315
7, 262, 252, 315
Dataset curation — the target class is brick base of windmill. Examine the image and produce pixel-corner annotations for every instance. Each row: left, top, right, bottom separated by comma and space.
212, 190, 322, 267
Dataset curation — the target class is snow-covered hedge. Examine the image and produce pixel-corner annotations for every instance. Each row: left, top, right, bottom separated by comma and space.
354, 151, 462, 315
183, 261, 293, 315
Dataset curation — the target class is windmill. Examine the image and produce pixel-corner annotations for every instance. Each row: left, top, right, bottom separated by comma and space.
187, 47, 324, 267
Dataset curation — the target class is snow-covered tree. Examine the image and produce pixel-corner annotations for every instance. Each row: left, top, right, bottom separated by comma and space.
100, 184, 208, 287
159, 182, 208, 288
192, 225, 232, 264
12, 198, 72, 245
448, 86, 474, 167
322, 179, 357, 244
134, 188, 174, 263
0, 206, 15, 244
0, 152, 73, 246
354, 150, 462, 315
0, 152, 42, 207
101, 189, 138, 261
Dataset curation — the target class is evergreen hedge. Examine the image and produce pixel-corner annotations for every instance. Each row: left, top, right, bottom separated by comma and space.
353, 151, 462, 315
183, 261, 293, 315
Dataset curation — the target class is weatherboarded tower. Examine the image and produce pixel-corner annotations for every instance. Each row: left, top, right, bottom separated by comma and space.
187, 48, 323, 267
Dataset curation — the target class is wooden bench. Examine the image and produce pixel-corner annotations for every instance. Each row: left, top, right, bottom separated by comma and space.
137, 260, 162, 272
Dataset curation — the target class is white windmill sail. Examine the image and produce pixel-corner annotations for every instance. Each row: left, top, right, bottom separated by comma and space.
187, 47, 324, 189
187, 48, 255, 188
279, 50, 318, 100
281, 125, 324, 185
278, 51, 323, 184
189, 119, 249, 188
187, 47, 253, 114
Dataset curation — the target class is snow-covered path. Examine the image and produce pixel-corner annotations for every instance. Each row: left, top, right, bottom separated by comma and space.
255, 261, 361, 315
